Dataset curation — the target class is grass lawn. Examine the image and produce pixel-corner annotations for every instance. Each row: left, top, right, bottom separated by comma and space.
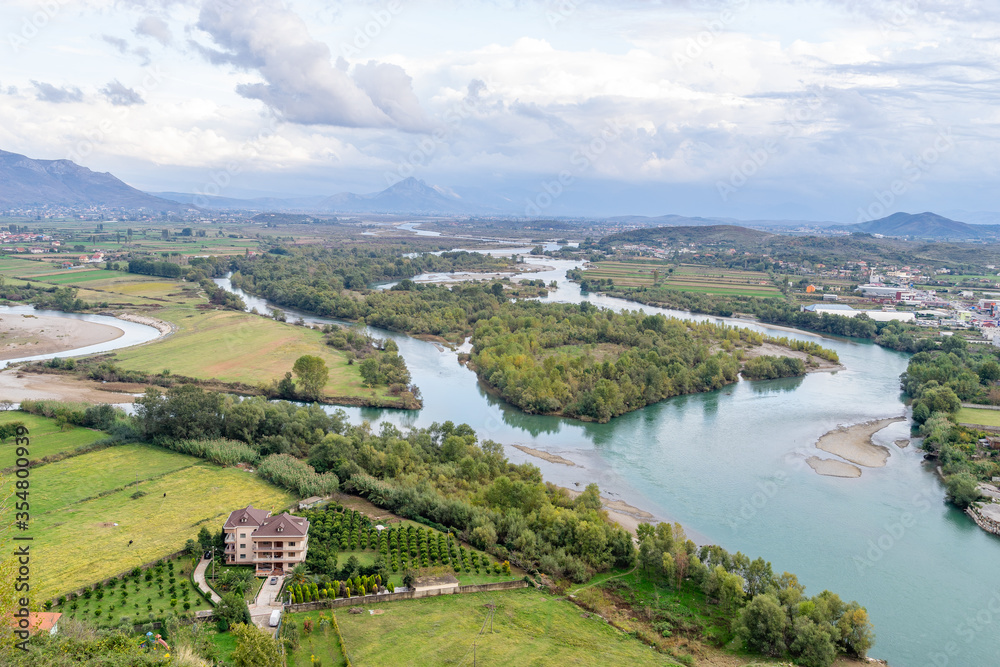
1, 440, 295, 600
208, 630, 238, 663
54, 553, 211, 627
284, 610, 347, 667
957, 407, 1000, 428
333, 588, 672, 666
0, 411, 107, 461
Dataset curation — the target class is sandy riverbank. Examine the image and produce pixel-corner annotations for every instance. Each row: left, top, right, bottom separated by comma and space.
743, 341, 845, 374
0, 314, 124, 361
561, 486, 657, 535
511, 444, 577, 466
0, 368, 138, 403
814, 417, 905, 470
115, 313, 174, 336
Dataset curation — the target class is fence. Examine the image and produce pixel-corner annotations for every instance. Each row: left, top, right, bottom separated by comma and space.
285, 579, 529, 612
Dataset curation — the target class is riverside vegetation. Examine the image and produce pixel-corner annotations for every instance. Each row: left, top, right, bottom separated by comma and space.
230, 247, 838, 421
5, 386, 871, 666
569, 270, 933, 353
899, 334, 1000, 508
471, 301, 837, 421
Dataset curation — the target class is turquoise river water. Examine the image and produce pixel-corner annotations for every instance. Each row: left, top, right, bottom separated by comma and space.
218, 258, 1000, 666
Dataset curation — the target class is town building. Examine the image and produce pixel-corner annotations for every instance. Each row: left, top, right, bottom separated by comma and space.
802, 303, 916, 322
222, 506, 309, 576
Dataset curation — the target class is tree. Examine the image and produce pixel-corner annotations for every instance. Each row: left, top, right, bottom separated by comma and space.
215, 591, 253, 630
790, 617, 837, 667
638, 537, 661, 574
944, 473, 981, 508
231, 623, 281, 667
979, 360, 1000, 384
197, 526, 213, 554
292, 355, 328, 401
837, 604, 874, 658
736, 593, 788, 657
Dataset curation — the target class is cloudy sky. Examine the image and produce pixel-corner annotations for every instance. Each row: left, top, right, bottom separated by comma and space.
1, 0, 997, 220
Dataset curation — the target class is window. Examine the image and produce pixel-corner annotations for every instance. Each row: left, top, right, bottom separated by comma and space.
240, 544, 245, 549
240, 533, 246, 538
240, 554, 246, 559
288, 542, 295, 547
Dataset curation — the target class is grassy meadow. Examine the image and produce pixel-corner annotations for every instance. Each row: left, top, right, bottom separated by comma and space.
583, 261, 782, 297
0, 262, 399, 403
956, 406, 1000, 428
0, 411, 107, 461
0, 417, 295, 600
329, 588, 673, 666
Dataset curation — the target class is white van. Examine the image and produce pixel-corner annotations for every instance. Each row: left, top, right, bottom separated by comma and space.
268, 609, 281, 627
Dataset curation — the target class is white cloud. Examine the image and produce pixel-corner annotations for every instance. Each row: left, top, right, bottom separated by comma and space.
192, 0, 428, 131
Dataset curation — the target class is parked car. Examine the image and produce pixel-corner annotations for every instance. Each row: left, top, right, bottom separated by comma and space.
269, 609, 281, 627
270, 576, 278, 585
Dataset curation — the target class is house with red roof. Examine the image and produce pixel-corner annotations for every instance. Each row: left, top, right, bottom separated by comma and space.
223, 505, 309, 575
8, 612, 61, 637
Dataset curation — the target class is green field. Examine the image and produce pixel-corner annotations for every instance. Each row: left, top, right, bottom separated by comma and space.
0, 428, 295, 600
957, 407, 1000, 428
584, 261, 781, 297
112, 304, 394, 402
330, 588, 673, 666
0, 411, 107, 461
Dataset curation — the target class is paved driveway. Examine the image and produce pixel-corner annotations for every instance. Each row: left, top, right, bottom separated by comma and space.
248, 575, 285, 635
193, 558, 221, 604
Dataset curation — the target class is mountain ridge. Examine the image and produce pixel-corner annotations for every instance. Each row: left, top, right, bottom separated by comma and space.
0, 149, 185, 210
838, 212, 1000, 239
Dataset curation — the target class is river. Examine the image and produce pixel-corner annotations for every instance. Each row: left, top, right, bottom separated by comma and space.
0, 305, 162, 367
218, 258, 1000, 666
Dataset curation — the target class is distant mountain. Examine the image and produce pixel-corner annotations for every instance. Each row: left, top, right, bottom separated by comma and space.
317, 177, 473, 214
155, 177, 478, 215
603, 214, 733, 227
941, 210, 1000, 225
838, 212, 1000, 239
603, 214, 837, 230
0, 149, 184, 210
151, 191, 327, 211
600, 224, 773, 247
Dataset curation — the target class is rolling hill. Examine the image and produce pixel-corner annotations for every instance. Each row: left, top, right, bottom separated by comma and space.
839, 212, 1000, 239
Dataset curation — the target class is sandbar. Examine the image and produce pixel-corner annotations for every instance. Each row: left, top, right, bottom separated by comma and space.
0, 314, 124, 360
815, 417, 904, 467
806, 456, 862, 478
511, 444, 577, 467
742, 341, 845, 374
